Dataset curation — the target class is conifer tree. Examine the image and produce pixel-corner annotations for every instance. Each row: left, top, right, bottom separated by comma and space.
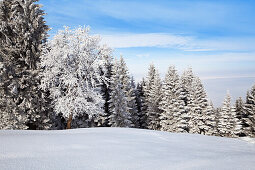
129, 76, 140, 128
191, 77, 210, 134
218, 92, 235, 137
178, 68, 195, 133
244, 86, 255, 137
202, 102, 217, 135
108, 59, 131, 127
235, 97, 249, 136
136, 79, 147, 128
94, 45, 113, 127
146, 69, 162, 130
159, 66, 181, 132
0, 0, 50, 129
117, 56, 138, 127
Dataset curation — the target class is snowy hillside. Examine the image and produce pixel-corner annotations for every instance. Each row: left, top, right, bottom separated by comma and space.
0, 128, 255, 170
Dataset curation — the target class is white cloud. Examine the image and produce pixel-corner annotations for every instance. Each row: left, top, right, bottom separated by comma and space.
100, 32, 255, 52
100, 33, 191, 49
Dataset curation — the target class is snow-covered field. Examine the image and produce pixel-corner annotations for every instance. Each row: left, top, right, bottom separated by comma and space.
0, 128, 255, 170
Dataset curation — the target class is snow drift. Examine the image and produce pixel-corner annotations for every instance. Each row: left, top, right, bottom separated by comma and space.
0, 128, 255, 170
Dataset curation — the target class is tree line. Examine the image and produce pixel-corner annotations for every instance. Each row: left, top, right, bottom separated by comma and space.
0, 0, 254, 138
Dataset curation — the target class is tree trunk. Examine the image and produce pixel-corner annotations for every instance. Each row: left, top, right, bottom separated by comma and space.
66, 114, 73, 129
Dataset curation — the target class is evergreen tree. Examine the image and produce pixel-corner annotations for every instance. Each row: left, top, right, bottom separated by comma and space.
146, 69, 162, 130
178, 68, 195, 133
117, 56, 138, 127
129, 76, 140, 128
143, 64, 156, 129
191, 77, 211, 134
218, 92, 236, 137
94, 45, 113, 127
108, 59, 131, 127
135, 78, 147, 128
202, 102, 217, 135
244, 86, 255, 137
0, 0, 50, 129
159, 66, 181, 132
235, 97, 249, 137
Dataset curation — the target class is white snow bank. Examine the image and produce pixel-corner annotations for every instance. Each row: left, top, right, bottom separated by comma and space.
0, 128, 255, 170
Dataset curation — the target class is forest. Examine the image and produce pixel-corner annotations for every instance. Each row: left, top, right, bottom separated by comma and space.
0, 0, 254, 139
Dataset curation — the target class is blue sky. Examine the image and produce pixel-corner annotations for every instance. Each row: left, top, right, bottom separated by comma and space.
40, 0, 255, 106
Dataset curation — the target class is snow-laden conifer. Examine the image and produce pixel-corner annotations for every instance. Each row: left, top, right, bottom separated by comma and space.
235, 97, 249, 137
218, 92, 233, 137
136, 79, 147, 128
108, 59, 131, 127
244, 86, 255, 137
0, 0, 50, 129
145, 68, 162, 130
178, 68, 195, 133
159, 66, 181, 132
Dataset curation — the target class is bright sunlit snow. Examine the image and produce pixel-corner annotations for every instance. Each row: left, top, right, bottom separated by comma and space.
0, 128, 255, 170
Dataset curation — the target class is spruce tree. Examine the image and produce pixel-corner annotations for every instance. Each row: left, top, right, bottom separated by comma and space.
0, 0, 50, 129
235, 97, 249, 137
159, 66, 181, 132
146, 69, 162, 130
244, 86, 255, 137
117, 56, 138, 127
202, 102, 217, 135
191, 77, 210, 134
95, 45, 113, 127
136, 78, 147, 128
108, 59, 131, 127
218, 92, 236, 137
129, 76, 140, 128
178, 68, 195, 133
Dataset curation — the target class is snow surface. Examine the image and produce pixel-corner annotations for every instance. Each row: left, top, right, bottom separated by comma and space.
0, 128, 255, 170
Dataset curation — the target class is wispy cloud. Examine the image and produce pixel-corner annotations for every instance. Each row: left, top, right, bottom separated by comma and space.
100, 33, 191, 49
101, 33, 255, 52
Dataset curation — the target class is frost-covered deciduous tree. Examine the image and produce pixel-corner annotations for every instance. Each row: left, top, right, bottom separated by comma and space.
0, 0, 50, 129
109, 59, 131, 127
40, 26, 105, 129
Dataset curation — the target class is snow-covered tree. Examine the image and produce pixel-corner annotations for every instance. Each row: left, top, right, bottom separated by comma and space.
159, 66, 181, 132
0, 0, 50, 129
191, 77, 211, 134
136, 78, 147, 128
235, 97, 249, 137
178, 68, 195, 133
92, 45, 113, 127
244, 86, 255, 137
217, 92, 238, 137
145, 67, 162, 130
202, 102, 217, 135
40, 26, 105, 129
108, 59, 131, 127
129, 76, 140, 128
118, 57, 138, 127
